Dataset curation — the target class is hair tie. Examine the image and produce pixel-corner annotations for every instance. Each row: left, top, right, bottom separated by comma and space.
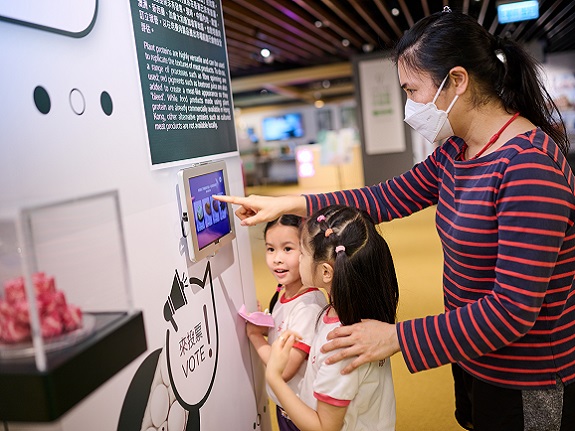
494, 49, 506, 64
276, 284, 283, 292
316, 215, 326, 222
324, 228, 334, 238
335, 245, 346, 254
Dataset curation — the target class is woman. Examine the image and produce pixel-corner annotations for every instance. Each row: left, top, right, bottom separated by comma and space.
216, 8, 575, 430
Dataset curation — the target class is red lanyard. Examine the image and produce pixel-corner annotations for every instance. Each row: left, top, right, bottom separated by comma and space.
460, 112, 520, 161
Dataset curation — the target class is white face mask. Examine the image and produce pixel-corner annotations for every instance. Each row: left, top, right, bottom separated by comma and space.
404, 75, 459, 143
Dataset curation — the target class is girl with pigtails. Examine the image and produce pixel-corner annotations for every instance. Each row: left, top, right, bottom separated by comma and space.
265, 205, 399, 431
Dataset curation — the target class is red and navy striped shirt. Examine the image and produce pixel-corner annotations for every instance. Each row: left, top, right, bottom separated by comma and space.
305, 128, 575, 390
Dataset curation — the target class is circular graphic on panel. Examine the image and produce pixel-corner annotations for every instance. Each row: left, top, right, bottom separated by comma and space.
33, 86, 51, 114
100, 91, 113, 116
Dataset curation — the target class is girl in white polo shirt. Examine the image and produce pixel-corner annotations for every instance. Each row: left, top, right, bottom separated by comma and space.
246, 214, 327, 431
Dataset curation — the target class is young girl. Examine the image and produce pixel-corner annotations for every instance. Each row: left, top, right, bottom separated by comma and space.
266, 206, 399, 431
246, 214, 327, 431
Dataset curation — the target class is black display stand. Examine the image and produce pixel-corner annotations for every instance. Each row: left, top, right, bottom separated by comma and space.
0, 311, 147, 422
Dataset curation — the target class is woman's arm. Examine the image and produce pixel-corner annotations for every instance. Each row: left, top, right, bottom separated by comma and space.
214, 194, 307, 226
215, 150, 440, 226
267, 334, 347, 431
305, 153, 441, 223
323, 149, 574, 374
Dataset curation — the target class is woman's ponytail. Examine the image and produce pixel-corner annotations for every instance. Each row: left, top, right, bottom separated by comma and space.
496, 36, 569, 154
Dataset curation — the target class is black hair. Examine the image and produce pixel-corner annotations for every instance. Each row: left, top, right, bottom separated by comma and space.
264, 214, 303, 312
392, 10, 569, 155
303, 205, 399, 326
264, 214, 303, 236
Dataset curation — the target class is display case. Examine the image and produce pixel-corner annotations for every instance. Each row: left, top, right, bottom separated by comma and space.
0, 191, 146, 422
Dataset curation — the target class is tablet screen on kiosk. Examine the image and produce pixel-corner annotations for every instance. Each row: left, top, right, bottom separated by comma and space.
178, 161, 235, 262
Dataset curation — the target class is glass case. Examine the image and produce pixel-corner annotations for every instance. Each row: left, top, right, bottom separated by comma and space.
0, 191, 146, 422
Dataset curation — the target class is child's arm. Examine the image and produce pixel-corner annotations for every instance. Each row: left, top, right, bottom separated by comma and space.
246, 323, 307, 381
246, 322, 271, 362
267, 333, 347, 431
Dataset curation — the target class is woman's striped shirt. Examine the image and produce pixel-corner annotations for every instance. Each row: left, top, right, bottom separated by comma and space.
305, 128, 575, 389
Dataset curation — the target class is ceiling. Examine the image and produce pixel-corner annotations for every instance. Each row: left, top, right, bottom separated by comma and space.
223, 0, 575, 108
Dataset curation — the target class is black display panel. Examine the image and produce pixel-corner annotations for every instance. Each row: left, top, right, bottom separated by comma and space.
129, 0, 237, 166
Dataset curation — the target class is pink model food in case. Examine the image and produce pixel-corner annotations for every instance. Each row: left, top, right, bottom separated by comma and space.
0, 272, 82, 343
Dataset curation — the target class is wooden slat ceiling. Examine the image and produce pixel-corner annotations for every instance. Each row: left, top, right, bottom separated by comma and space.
223, 0, 575, 108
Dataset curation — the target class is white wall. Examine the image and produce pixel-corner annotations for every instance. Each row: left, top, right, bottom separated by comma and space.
0, 1, 269, 430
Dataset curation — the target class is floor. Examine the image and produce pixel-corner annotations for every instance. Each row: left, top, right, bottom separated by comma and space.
246, 183, 463, 431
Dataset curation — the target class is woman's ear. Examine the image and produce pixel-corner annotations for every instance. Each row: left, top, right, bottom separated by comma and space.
448, 66, 469, 96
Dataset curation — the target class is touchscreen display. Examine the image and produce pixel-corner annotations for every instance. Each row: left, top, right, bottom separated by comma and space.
188, 170, 231, 250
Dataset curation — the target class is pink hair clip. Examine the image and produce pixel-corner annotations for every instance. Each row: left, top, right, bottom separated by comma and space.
316, 215, 326, 222
335, 245, 346, 254
324, 228, 334, 237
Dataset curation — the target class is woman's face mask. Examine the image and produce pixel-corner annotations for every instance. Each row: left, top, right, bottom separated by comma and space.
404, 75, 459, 143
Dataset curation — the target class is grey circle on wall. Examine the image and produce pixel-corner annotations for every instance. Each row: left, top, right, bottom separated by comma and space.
69, 88, 86, 115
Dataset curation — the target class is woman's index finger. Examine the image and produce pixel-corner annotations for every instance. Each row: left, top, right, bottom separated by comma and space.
213, 194, 243, 204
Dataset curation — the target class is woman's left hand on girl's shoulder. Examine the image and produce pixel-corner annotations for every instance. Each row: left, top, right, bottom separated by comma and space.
320, 319, 400, 374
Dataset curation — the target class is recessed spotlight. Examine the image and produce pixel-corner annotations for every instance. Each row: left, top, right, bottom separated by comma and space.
314, 20, 323, 28
362, 43, 374, 53
260, 48, 271, 58
322, 80, 331, 89
391, 8, 400, 16
314, 100, 325, 108
341, 39, 350, 47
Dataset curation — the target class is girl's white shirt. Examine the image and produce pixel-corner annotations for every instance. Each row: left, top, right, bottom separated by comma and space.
298, 310, 396, 431
267, 288, 328, 406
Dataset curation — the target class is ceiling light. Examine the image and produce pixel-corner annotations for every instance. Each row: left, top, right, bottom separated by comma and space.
314, 100, 325, 108
260, 48, 271, 58
362, 43, 374, 53
314, 20, 323, 28
497, 1, 539, 24
341, 39, 350, 47
391, 8, 400, 16
322, 80, 331, 89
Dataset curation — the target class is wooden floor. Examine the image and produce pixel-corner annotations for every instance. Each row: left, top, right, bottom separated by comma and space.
246, 183, 463, 431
